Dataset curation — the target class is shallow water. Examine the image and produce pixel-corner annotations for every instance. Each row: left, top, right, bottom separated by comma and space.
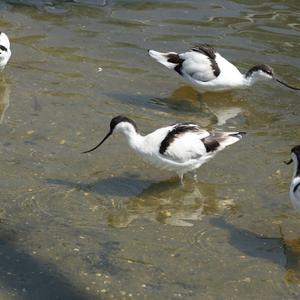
0, 0, 300, 299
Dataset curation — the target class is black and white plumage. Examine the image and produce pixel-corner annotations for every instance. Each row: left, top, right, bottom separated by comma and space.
148, 44, 300, 92
285, 145, 300, 212
83, 116, 246, 183
0, 32, 11, 71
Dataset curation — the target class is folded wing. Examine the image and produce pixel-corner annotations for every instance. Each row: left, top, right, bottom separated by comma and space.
148, 45, 221, 83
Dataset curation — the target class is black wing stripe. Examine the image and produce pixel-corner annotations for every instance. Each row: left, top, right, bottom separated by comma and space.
293, 182, 300, 193
201, 138, 220, 152
167, 53, 183, 64
159, 124, 198, 155
167, 53, 184, 75
0, 45, 7, 52
192, 44, 216, 59
191, 44, 220, 77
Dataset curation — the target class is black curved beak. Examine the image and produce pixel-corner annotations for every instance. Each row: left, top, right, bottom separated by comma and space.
275, 77, 300, 91
82, 130, 112, 154
284, 158, 293, 165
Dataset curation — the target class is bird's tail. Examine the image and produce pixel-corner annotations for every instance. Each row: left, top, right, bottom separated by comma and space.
148, 50, 179, 69
219, 131, 246, 147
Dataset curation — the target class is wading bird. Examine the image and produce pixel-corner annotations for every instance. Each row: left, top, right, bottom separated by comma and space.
285, 145, 300, 212
83, 116, 245, 184
148, 44, 300, 92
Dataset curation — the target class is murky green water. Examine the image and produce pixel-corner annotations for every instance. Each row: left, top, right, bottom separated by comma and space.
0, 0, 300, 299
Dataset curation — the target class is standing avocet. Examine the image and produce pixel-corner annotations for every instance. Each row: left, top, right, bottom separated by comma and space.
285, 145, 300, 212
83, 115, 245, 183
148, 44, 300, 92
0, 32, 11, 71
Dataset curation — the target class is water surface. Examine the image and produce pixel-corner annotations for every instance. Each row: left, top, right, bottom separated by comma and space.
0, 0, 300, 299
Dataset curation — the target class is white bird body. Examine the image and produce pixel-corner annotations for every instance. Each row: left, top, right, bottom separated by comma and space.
0, 32, 11, 71
180, 53, 248, 92
124, 124, 209, 173
290, 177, 300, 212
148, 45, 300, 92
83, 116, 245, 182
287, 148, 300, 212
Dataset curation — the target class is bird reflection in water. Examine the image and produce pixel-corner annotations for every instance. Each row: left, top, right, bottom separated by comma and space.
169, 85, 278, 128
0, 76, 10, 124
168, 85, 243, 126
106, 179, 236, 228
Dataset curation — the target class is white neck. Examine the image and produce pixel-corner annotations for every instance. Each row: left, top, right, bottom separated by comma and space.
289, 153, 300, 212
290, 173, 300, 212
292, 153, 300, 178
117, 123, 144, 152
126, 131, 144, 152
243, 74, 259, 87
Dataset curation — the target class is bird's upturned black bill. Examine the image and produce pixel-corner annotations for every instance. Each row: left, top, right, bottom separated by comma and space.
82, 130, 112, 154
284, 159, 293, 165
275, 78, 300, 91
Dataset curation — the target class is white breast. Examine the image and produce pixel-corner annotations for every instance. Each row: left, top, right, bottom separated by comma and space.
290, 178, 300, 212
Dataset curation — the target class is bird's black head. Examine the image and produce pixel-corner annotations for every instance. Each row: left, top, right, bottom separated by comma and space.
245, 64, 300, 91
291, 145, 300, 156
246, 64, 274, 78
285, 145, 300, 165
246, 64, 300, 90
110, 115, 137, 132
82, 115, 137, 154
